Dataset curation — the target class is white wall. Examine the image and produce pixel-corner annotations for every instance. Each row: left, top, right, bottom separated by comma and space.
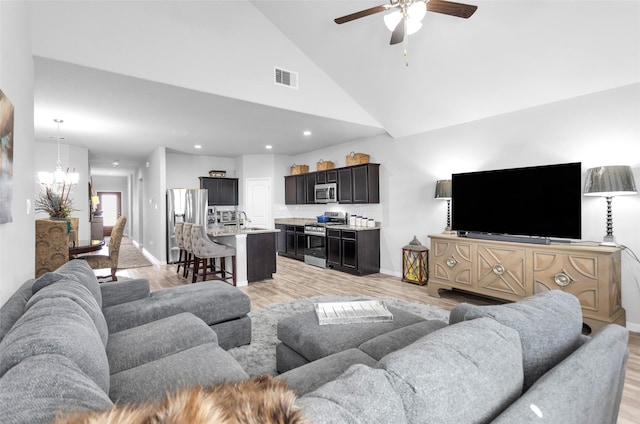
166, 152, 236, 189
138, 146, 167, 262
0, 1, 36, 307
287, 83, 640, 330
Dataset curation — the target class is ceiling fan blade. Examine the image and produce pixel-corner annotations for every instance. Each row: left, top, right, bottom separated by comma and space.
334, 5, 390, 24
390, 18, 405, 45
426, 0, 477, 18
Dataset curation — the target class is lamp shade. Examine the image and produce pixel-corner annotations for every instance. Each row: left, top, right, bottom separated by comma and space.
435, 179, 452, 199
584, 166, 637, 197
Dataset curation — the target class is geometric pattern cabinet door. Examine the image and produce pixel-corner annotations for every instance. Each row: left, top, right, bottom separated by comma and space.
533, 249, 624, 333
477, 245, 527, 300
428, 234, 624, 333
427, 238, 473, 297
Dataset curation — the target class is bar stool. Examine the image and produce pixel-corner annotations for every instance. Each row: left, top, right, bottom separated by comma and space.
174, 222, 185, 275
181, 223, 193, 279
191, 224, 236, 286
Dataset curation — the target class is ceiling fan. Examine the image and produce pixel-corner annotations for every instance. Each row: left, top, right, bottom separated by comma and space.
334, 0, 477, 46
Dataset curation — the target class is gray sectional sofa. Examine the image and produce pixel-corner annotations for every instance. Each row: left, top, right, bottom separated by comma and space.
0, 259, 630, 424
0, 260, 251, 422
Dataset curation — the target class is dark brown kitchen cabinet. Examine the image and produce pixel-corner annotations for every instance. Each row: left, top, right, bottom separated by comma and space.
337, 168, 353, 203
327, 228, 380, 275
284, 174, 316, 205
285, 164, 378, 205
246, 232, 276, 282
316, 170, 338, 184
279, 225, 305, 260
337, 164, 379, 204
199, 177, 238, 206
275, 224, 286, 254
306, 172, 317, 204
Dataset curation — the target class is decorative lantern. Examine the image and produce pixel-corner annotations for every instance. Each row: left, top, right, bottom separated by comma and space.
402, 236, 429, 285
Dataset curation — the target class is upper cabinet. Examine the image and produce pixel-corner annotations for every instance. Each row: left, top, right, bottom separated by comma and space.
199, 177, 239, 206
338, 164, 380, 204
285, 164, 379, 205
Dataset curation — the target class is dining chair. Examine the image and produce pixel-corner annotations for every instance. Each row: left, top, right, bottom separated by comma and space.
78, 215, 127, 281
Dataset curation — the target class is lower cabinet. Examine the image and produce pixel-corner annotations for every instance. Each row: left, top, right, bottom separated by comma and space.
427, 234, 625, 333
327, 228, 380, 276
276, 224, 305, 261
246, 232, 277, 282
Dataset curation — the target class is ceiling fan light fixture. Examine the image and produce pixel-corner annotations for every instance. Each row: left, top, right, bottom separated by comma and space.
408, 1, 427, 21
384, 2, 426, 35
383, 10, 402, 31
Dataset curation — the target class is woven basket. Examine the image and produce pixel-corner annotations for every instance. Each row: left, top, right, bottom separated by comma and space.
346, 152, 370, 166
290, 164, 309, 175
317, 160, 335, 171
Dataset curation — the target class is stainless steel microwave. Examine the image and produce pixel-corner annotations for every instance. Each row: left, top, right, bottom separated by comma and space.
314, 183, 337, 203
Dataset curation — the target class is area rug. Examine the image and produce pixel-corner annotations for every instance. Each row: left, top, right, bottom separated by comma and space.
227, 296, 450, 377
117, 243, 152, 269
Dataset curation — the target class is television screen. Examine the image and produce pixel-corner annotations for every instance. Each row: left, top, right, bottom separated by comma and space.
451, 162, 582, 240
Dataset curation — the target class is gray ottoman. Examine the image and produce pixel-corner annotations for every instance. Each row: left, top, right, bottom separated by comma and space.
276, 306, 428, 373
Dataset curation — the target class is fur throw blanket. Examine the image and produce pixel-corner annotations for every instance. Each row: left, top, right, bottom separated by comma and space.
54, 375, 307, 424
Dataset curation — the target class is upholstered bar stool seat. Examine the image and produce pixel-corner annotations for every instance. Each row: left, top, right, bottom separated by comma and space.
191, 225, 236, 286
181, 223, 193, 279
174, 222, 185, 275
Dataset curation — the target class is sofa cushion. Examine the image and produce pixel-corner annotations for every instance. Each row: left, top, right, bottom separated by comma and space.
99, 278, 151, 308
27, 279, 108, 347
106, 313, 219, 374
0, 279, 34, 343
102, 281, 250, 333
0, 354, 113, 424
358, 320, 448, 361
109, 342, 248, 404
492, 324, 629, 424
296, 364, 408, 424
278, 348, 378, 396
450, 290, 583, 391
378, 318, 523, 423
0, 296, 110, 393
277, 306, 426, 363
32, 259, 102, 307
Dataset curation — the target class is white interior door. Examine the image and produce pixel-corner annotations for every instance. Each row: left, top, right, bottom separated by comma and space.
245, 178, 272, 229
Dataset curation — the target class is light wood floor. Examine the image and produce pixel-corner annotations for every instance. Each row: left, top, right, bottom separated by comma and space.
119, 256, 639, 423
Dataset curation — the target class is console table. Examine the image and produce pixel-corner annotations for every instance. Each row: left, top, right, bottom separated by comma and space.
427, 234, 624, 333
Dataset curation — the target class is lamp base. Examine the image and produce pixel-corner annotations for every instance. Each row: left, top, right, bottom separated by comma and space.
601, 234, 617, 247
442, 228, 457, 235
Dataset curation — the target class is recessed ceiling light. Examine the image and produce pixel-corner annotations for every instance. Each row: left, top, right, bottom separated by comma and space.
194, 145, 202, 149
112, 160, 120, 167
303, 130, 311, 136
265, 145, 273, 150
172, 130, 190, 137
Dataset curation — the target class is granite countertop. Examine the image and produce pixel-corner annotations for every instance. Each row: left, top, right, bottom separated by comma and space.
207, 226, 280, 237
274, 218, 316, 226
274, 218, 380, 231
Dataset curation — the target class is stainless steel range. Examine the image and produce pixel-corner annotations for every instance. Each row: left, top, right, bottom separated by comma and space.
304, 211, 347, 268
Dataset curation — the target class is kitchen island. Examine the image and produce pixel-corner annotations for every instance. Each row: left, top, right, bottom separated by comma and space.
207, 227, 279, 286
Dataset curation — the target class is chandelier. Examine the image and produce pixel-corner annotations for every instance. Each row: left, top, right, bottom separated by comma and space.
37, 119, 79, 187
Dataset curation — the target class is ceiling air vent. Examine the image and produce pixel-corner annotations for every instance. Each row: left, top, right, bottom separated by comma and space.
274, 67, 298, 89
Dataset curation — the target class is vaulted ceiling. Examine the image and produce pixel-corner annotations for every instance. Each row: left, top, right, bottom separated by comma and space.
31, 1, 640, 175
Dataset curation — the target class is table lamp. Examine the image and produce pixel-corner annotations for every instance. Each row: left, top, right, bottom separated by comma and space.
584, 165, 637, 245
435, 179, 455, 234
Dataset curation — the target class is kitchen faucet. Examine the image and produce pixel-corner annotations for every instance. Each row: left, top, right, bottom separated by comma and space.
237, 211, 251, 230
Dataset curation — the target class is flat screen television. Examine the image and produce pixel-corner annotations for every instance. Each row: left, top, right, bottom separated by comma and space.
451, 162, 582, 242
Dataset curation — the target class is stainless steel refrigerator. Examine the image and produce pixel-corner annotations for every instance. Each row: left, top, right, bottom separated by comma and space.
166, 188, 208, 263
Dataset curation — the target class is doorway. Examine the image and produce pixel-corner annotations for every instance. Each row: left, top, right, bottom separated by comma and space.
245, 178, 272, 229
97, 191, 122, 236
